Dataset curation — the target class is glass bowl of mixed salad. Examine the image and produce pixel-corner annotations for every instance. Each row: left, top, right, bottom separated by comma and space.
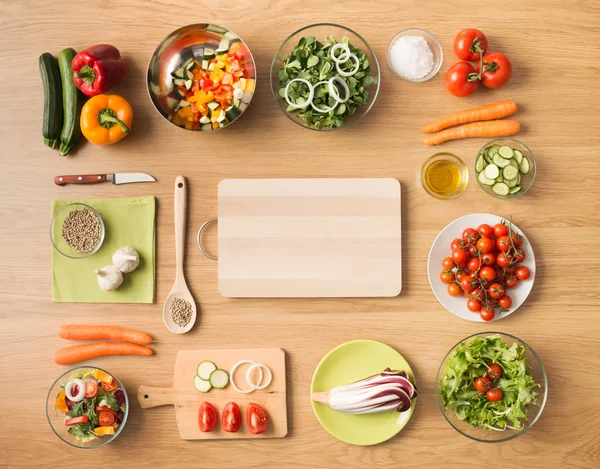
46, 367, 128, 448
270, 23, 380, 131
436, 332, 547, 443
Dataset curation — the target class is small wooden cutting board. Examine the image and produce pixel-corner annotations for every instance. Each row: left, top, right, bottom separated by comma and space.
138, 348, 287, 440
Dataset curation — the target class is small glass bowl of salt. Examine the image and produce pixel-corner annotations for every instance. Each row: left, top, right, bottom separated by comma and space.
387, 28, 443, 82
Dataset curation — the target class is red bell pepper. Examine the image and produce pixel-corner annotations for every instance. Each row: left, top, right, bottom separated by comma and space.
72, 45, 128, 97
65, 415, 89, 426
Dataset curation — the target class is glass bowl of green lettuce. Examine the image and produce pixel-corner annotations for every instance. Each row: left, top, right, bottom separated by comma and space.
436, 332, 547, 442
270, 23, 380, 131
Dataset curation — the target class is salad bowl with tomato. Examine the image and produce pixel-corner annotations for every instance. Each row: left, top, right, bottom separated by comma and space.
46, 367, 128, 448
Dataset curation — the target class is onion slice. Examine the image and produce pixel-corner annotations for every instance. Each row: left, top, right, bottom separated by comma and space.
310, 81, 337, 113
328, 77, 350, 104
335, 53, 360, 77
246, 362, 272, 390
330, 43, 350, 63
65, 379, 85, 403
245, 362, 264, 389
230, 360, 257, 394
284, 78, 314, 109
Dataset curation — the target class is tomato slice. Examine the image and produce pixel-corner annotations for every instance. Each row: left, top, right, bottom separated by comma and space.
99, 411, 116, 427
96, 406, 117, 416
65, 415, 89, 426
198, 402, 218, 432
222, 402, 241, 433
246, 403, 268, 435
84, 379, 98, 398
101, 380, 118, 392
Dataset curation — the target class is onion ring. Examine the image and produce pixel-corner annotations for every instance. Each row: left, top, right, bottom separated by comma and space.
245, 362, 264, 389
246, 363, 272, 390
328, 76, 350, 104
284, 78, 314, 109
330, 43, 350, 64
335, 53, 360, 77
230, 360, 257, 394
310, 81, 337, 113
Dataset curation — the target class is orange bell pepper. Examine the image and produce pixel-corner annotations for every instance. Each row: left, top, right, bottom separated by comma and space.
56, 391, 68, 413
80, 94, 133, 145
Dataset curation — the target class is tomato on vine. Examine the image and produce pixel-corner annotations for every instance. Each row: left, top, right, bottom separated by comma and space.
451, 238, 462, 250
498, 295, 512, 309
440, 270, 456, 284
442, 257, 455, 270
496, 236, 511, 252
454, 28, 488, 62
488, 283, 505, 299
448, 283, 462, 296
479, 266, 496, 282
452, 249, 468, 264
493, 223, 508, 238
477, 223, 494, 239
480, 305, 495, 321
462, 228, 479, 245
476, 237, 495, 254
516, 266, 531, 280
468, 257, 481, 272
467, 298, 482, 312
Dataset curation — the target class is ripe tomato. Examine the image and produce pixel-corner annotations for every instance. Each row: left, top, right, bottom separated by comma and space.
479, 266, 496, 282
468, 257, 481, 272
474, 376, 491, 392
456, 261, 468, 269
482, 252, 496, 266
448, 283, 462, 297
452, 248, 468, 264
516, 266, 531, 280
498, 295, 512, 309
486, 387, 503, 402
496, 252, 513, 268
246, 403, 269, 435
99, 411, 115, 427
222, 402, 241, 433
488, 283, 505, 299
454, 28, 488, 61
101, 380, 118, 392
460, 275, 475, 292
476, 237, 495, 254
442, 257, 455, 270
480, 305, 495, 321
505, 276, 519, 288
462, 228, 479, 245
494, 266, 505, 281
456, 269, 468, 282
496, 236, 511, 252
510, 232, 523, 247
478, 52, 512, 88
450, 238, 462, 250
477, 223, 494, 238
467, 245, 478, 258
470, 287, 484, 301
84, 379, 98, 398
198, 402, 218, 432
440, 270, 456, 284
493, 223, 508, 238
467, 298, 482, 312
514, 248, 526, 263
445, 62, 479, 97
486, 364, 502, 380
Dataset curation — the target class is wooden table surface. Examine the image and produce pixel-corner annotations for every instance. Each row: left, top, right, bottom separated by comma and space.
2, 0, 599, 467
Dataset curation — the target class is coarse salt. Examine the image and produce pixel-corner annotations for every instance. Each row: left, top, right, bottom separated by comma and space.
389, 35, 434, 80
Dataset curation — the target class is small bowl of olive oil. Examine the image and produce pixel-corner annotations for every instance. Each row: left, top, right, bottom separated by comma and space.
421, 153, 468, 199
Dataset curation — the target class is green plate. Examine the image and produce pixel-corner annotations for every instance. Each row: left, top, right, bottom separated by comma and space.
310, 340, 417, 446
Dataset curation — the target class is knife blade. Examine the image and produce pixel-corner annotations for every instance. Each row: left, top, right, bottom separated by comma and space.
55, 173, 156, 186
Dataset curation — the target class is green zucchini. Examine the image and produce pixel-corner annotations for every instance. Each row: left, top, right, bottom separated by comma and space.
57, 48, 81, 156
39, 53, 62, 149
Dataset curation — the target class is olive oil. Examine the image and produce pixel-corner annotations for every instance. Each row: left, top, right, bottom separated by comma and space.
421, 153, 467, 199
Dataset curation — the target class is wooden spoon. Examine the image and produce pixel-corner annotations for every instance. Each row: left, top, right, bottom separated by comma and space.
163, 176, 197, 334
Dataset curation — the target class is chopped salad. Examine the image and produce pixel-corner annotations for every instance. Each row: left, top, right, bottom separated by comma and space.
439, 335, 539, 431
55, 368, 126, 443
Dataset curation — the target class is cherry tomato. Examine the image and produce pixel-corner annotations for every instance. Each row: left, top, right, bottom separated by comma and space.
479, 266, 496, 282
476, 237, 495, 254
456, 269, 468, 282
198, 402, 218, 432
102, 380, 118, 392
510, 232, 523, 247
450, 238, 462, 250
445, 62, 479, 97
468, 257, 481, 272
84, 379, 98, 398
514, 248, 526, 263
498, 295, 513, 309
456, 261, 468, 269
486, 363, 503, 380
442, 257, 455, 270
246, 403, 269, 435
488, 283, 505, 299
474, 376, 491, 392
460, 275, 475, 292
477, 224, 494, 238
222, 402, 242, 433
505, 276, 519, 288
516, 266, 531, 280
470, 287, 484, 301
478, 52, 512, 88
481, 252, 496, 266
452, 248, 468, 264
496, 236, 511, 252
467, 298, 482, 312
448, 283, 462, 297
454, 28, 488, 61
440, 270, 456, 284
496, 252, 513, 268
494, 266, 505, 281
486, 387, 503, 402
99, 411, 115, 427
96, 406, 117, 416
467, 245, 478, 258
493, 223, 508, 238
462, 228, 479, 245
480, 305, 495, 321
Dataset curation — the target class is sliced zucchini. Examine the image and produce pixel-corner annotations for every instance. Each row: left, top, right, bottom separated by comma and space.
171, 68, 186, 79
475, 155, 485, 173
186, 61, 197, 71
508, 158, 519, 168
517, 173, 521, 185
484, 164, 500, 179
179, 100, 190, 108
203, 48, 215, 60
496, 175, 504, 184
173, 78, 186, 86
503, 165, 519, 180
505, 177, 518, 188
207, 62, 215, 71
216, 46, 229, 56
197, 361, 217, 380
478, 171, 496, 186
509, 186, 522, 195
498, 145, 514, 159
185, 70, 194, 80
193, 375, 212, 393
184, 79, 192, 90
199, 115, 210, 124
488, 144, 500, 155
226, 106, 241, 120
207, 101, 220, 111
207, 25, 227, 34
232, 96, 241, 108
513, 149, 523, 164
209, 369, 229, 389
519, 157, 531, 175
238, 102, 248, 112
492, 182, 509, 196
201, 123, 213, 131
492, 153, 511, 168
201, 59, 209, 70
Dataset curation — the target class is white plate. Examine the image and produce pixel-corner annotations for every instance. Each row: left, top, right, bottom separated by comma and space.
427, 213, 535, 322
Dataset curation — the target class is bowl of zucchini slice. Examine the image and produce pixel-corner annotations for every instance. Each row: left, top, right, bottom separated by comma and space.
475, 138, 536, 199
147, 24, 256, 131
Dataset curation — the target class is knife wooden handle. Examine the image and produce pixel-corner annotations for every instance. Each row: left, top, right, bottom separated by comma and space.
54, 174, 107, 186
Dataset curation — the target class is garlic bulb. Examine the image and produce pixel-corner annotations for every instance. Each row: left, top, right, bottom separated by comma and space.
112, 246, 140, 273
95, 265, 123, 292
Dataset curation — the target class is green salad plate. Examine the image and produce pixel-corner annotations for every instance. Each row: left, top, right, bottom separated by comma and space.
310, 339, 417, 445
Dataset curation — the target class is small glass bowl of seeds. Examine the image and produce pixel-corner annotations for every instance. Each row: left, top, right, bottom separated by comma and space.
50, 203, 105, 259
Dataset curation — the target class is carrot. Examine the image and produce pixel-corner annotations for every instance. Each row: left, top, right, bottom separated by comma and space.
423, 120, 521, 146
59, 324, 152, 345
54, 342, 153, 365
422, 100, 518, 133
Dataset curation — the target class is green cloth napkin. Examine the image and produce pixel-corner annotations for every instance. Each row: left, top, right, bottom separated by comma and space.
52, 196, 156, 303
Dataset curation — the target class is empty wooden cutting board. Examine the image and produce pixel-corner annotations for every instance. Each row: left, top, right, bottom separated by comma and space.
216, 178, 402, 297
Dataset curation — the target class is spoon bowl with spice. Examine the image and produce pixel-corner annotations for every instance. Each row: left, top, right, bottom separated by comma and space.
50, 203, 105, 259
163, 176, 197, 334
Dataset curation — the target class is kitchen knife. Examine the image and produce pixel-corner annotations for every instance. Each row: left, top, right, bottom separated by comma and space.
54, 173, 156, 186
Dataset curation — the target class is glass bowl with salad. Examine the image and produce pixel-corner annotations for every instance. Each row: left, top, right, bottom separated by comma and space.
270, 23, 380, 131
46, 367, 128, 448
436, 333, 547, 443
475, 138, 536, 199
147, 24, 256, 131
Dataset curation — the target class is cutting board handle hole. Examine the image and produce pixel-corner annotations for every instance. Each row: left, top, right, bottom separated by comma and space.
178, 183, 183, 188
144, 394, 149, 399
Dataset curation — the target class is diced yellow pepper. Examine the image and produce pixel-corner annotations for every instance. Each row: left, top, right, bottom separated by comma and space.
225, 63, 231, 73
172, 114, 185, 126
245, 79, 256, 93
212, 121, 219, 129
239, 78, 247, 90
211, 109, 221, 123
216, 54, 227, 61
94, 426, 115, 436
185, 120, 193, 130
178, 106, 193, 118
